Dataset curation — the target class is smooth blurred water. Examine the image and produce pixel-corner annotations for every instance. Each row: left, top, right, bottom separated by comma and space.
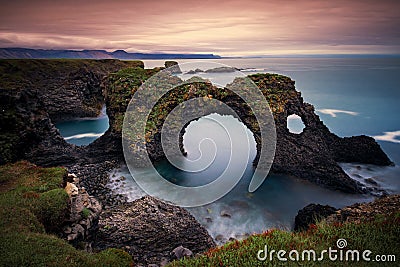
56, 105, 109, 146
58, 58, 400, 243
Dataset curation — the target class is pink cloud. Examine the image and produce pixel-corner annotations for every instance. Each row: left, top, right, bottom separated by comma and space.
0, 0, 399, 55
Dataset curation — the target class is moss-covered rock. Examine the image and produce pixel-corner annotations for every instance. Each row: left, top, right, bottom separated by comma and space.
33, 188, 69, 232
0, 161, 133, 266
102, 67, 391, 193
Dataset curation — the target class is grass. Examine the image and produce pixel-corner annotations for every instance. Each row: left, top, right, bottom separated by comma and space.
0, 161, 133, 266
81, 207, 91, 219
168, 214, 400, 266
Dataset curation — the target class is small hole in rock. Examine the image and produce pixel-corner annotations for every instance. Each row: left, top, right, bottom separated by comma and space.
287, 114, 305, 134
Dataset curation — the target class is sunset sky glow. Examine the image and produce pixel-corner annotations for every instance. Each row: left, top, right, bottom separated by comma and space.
1, 0, 399, 56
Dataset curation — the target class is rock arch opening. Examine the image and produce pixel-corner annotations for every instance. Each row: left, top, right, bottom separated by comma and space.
287, 114, 305, 134
160, 113, 257, 187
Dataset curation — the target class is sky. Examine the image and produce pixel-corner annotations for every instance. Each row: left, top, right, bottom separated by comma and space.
0, 0, 399, 56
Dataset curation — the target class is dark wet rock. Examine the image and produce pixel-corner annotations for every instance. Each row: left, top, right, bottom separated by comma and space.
205, 66, 236, 73
220, 210, 232, 218
365, 177, 379, 186
93, 196, 215, 266
170, 245, 193, 260
294, 204, 338, 231
186, 68, 204, 74
330, 135, 393, 166
164, 61, 182, 74
0, 88, 81, 166
67, 161, 128, 208
0, 59, 143, 166
215, 234, 224, 242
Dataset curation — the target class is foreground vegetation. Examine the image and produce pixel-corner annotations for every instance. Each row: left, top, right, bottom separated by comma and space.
1, 161, 399, 266
169, 213, 400, 266
0, 161, 132, 266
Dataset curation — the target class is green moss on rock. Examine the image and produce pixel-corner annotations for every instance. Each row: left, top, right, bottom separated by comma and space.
33, 188, 69, 232
0, 161, 133, 266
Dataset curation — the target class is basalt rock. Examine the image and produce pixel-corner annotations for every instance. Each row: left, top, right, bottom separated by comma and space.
294, 204, 338, 231
0, 59, 143, 166
295, 195, 400, 231
104, 69, 392, 194
0, 60, 393, 194
62, 173, 102, 251
0, 88, 80, 166
93, 196, 215, 266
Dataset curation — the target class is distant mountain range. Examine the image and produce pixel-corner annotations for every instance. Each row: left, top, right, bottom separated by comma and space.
0, 48, 221, 59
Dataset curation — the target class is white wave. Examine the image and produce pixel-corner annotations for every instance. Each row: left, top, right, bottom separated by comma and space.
317, 108, 359, 118
64, 133, 103, 140
372, 130, 400, 144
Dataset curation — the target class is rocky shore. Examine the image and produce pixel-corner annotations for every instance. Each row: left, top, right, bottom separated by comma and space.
0, 59, 396, 266
68, 161, 128, 208
294, 194, 400, 231
0, 59, 393, 192
94, 196, 215, 266
63, 165, 215, 266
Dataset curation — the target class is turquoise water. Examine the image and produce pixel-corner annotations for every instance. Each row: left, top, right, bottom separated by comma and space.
56, 106, 109, 146
58, 58, 400, 242
144, 58, 400, 164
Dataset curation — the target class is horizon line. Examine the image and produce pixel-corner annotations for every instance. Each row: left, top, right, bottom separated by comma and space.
1, 47, 399, 59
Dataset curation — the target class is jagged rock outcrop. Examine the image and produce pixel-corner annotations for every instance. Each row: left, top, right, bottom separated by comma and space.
294, 204, 338, 231
0, 59, 144, 122
63, 173, 102, 251
0, 60, 393, 194
294, 194, 400, 231
0, 59, 143, 165
249, 74, 392, 193
105, 69, 391, 193
94, 196, 215, 266
0, 88, 80, 165
164, 60, 181, 74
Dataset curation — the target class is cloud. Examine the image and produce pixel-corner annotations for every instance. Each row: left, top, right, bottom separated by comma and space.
372, 130, 400, 144
317, 109, 359, 118
0, 0, 399, 55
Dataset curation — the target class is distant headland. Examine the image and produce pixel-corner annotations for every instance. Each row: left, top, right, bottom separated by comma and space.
0, 47, 221, 59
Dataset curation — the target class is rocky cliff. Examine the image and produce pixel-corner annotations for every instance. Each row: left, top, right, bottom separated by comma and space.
0, 60, 393, 194
104, 68, 392, 194
0, 59, 143, 165
249, 74, 392, 193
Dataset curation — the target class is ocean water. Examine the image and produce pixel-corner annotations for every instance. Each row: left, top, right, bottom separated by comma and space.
56, 105, 109, 146
59, 58, 400, 243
